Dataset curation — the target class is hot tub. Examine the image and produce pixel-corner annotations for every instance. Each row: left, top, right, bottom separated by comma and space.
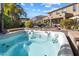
0, 30, 73, 56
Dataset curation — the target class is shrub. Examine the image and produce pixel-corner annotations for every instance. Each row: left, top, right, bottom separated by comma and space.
78, 26, 79, 30
74, 25, 79, 30
3, 14, 24, 29
43, 20, 49, 25
13, 21, 21, 28
60, 19, 77, 29
3, 14, 13, 29
24, 20, 33, 28
20, 22, 25, 27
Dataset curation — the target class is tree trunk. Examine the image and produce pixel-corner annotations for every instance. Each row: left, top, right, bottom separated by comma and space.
0, 3, 4, 33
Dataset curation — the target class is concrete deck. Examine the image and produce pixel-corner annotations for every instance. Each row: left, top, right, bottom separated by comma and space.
68, 30, 79, 55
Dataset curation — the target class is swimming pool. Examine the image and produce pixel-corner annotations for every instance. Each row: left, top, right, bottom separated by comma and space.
0, 30, 73, 56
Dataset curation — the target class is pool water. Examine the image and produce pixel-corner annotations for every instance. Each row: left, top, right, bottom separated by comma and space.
0, 31, 60, 56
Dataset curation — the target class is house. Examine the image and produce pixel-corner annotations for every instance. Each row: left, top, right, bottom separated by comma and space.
18, 18, 30, 22
32, 15, 47, 25
32, 15, 47, 21
43, 3, 79, 25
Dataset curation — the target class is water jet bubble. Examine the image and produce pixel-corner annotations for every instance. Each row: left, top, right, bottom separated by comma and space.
39, 35, 41, 38
44, 54, 47, 56
55, 34, 58, 38
23, 43, 26, 48
2, 43, 6, 46
6, 45, 10, 48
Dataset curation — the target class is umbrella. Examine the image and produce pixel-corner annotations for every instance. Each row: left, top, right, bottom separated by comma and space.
70, 15, 79, 19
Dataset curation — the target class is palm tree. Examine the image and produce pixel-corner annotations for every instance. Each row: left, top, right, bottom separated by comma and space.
4, 3, 27, 28
4, 3, 27, 21
0, 3, 27, 33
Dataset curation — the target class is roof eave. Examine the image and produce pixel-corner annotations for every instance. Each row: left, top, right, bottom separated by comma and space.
47, 3, 77, 14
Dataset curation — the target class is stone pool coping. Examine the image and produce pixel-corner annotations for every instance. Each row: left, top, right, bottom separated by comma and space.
68, 30, 79, 55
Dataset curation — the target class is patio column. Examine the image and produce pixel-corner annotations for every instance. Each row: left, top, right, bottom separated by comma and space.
0, 3, 4, 33
48, 14, 52, 27
43, 18, 45, 24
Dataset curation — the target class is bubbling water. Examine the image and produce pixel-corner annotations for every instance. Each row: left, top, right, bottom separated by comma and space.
52, 34, 58, 44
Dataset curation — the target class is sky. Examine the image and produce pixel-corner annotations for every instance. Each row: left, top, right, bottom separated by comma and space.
20, 3, 70, 19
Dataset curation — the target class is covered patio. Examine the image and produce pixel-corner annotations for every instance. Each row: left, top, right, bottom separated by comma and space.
70, 15, 79, 25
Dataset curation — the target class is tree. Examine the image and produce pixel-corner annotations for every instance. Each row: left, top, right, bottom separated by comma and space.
25, 20, 33, 28
4, 3, 27, 21
60, 19, 77, 29
4, 3, 27, 29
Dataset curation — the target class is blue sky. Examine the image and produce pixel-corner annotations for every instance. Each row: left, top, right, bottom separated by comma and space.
20, 3, 70, 19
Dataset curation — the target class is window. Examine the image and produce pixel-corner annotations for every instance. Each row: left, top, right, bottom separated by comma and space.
56, 12, 60, 15
62, 11, 66, 13
73, 5, 77, 11
62, 9, 66, 13
60, 15, 62, 16
62, 11, 67, 13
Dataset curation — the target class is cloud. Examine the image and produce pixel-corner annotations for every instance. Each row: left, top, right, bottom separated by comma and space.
45, 5, 51, 7
30, 3, 34, 7
20, 3, 26, 7
32, 9, 36, 11
49, 8, 58, 12
43, 7, 58, 13
37, 9, 41, 12
55, 3, 61, 5
43, 10, 49, 13
38, 9, 41, 11
41, 3, 61, 8
32, 9, 41, 12
42, 3, 53, 8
